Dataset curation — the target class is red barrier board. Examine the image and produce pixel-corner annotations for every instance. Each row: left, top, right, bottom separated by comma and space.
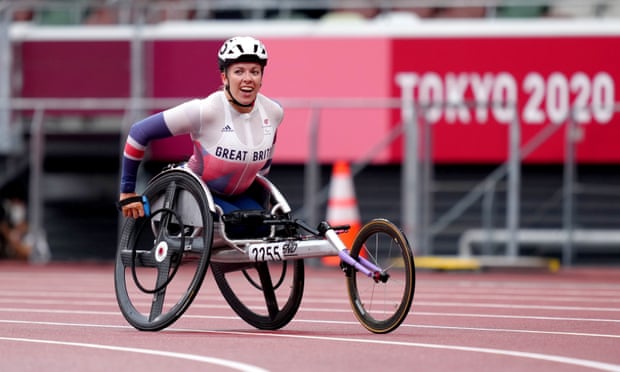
391, 37, 620, 163
16, 28, 620, 164
21, 41, 130, 99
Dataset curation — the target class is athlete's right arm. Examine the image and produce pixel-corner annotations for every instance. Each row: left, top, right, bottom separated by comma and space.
119, 112, 172, 218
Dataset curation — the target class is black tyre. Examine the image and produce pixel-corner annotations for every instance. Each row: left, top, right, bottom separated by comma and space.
114, 170, 213, 331
211, 259, 304, 330
346, 218, 415, 334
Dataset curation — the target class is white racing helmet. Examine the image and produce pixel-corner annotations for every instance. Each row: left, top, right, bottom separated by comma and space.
218, 36, 268, 72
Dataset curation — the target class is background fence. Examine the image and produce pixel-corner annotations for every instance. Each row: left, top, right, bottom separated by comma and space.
1, 0, 620, 266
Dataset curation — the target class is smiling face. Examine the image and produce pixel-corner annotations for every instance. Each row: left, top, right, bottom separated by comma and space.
221, 62, 264, 112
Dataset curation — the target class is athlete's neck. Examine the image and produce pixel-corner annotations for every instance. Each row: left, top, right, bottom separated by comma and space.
225, 86, 254, 113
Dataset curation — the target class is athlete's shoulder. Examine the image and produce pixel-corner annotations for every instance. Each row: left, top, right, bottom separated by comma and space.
257, 93, 282, 110
200, 90, 225, 107
257, 94, 284, 123
196, 91, 227, 119
164, 97, 201, 115
162, 98, 202, 134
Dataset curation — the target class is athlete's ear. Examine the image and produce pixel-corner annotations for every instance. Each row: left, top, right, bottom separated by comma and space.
220, 71, 227, 85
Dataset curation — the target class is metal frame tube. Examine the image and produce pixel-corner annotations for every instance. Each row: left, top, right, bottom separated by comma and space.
28, 107, 51, 263
304, 107, 321, 227
506, 108, 521, 259
0, 5, 12, 153
562, 112, 577, 267
397, 74, 420, 254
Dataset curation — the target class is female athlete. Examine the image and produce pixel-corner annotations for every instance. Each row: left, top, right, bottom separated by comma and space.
118, 36, 283, 228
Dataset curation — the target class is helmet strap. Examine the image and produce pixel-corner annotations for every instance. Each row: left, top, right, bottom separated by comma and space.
225, 84, 254, 108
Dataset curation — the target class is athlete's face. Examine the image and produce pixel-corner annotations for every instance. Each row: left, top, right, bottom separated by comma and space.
222, 62, 263, 108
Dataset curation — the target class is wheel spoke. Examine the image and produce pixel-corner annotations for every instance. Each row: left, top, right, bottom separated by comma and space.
119, 249, 158, 268
256, 262, 279, 319
212, 259, 304, 331
157, 181, 179, 242
149, 259, 172, 321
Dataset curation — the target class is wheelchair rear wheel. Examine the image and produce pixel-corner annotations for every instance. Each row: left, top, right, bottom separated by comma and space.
346, 218, 415, 334
114, 170, 213, 331
211, 259, 304, 330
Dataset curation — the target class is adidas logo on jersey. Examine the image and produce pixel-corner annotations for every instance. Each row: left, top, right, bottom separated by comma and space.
221, 124, 234, 133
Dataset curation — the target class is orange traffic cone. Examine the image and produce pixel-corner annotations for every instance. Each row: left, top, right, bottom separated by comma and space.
322, 161, 361, 266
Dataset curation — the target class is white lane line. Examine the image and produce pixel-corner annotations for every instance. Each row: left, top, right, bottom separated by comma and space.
3, 295, 620, 312
0, 319, 131, 329
179, 329, 620, 372
416, 294, 620, 303
2, 314, 620, 340
0, 336, 268, 372
3, 305, 620, 325
287, 319, 620, 339
412, 311, 620, 323
0, 290, 114, 298
2, 319, 619, 371
3, 289, 620, 304
403, 323, 620, 339
3, 294, 620, 307
0, 308, 120, 316
414, 301, 620, 312
419, 280, 620, 290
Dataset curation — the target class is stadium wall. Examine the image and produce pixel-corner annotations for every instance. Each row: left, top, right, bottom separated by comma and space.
11, 19, 620, 164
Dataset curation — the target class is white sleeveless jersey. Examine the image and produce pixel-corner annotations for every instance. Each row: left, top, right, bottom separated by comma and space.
163, 91, 283, 196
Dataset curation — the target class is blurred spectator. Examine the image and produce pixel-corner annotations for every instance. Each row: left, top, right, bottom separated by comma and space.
83, 0, 196, 25
385, 5, 486, 19
602, 1, 620, 17
547, 5, 596, 18
83, 1, 138, 25
545, 0, 616, 18
495, 5, 549, 18
12, 8, 34, 22
289, 8, 329, 19
0, 198, 32, 261
321, 0, 380, 21
35, 0, 88, 25
83, 6, 119, 24
434, 6, 487, 18
390, 7, 437, 18
146, 0, 196, 23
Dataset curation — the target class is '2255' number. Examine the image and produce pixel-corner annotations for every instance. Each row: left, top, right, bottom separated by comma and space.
249, 243, 283, 262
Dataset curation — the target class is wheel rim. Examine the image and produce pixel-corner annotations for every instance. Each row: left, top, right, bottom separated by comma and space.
347, 219, 415, 334
114, 172, 213, 331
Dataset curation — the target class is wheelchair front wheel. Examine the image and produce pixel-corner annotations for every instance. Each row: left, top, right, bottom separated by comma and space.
346, 218, 415, 334
114, 170, 213, 331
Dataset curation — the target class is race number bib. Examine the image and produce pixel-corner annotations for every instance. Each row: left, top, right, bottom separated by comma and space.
247, 241, 298, 262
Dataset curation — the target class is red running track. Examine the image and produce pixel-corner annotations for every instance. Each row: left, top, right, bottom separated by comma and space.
1, 261, 619, 372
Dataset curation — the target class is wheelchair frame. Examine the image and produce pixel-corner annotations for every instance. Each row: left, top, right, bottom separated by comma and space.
114, 164, 416, 334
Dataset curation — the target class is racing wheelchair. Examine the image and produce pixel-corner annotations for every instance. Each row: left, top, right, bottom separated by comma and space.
114, 164, 415, 334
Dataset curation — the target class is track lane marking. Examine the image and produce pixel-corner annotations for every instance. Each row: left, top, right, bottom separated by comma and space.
202, 330, 620, 372
411, 311, 620, 323
414, 301, 620, 312
2, 316, 620, 340
2, 319, 619, 371
2, 306, 620, 326
2, 296, 620, 312
0, 336, 268, 372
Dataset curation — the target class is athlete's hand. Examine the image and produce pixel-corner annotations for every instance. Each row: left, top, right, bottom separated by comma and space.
120, 192, 145, 219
